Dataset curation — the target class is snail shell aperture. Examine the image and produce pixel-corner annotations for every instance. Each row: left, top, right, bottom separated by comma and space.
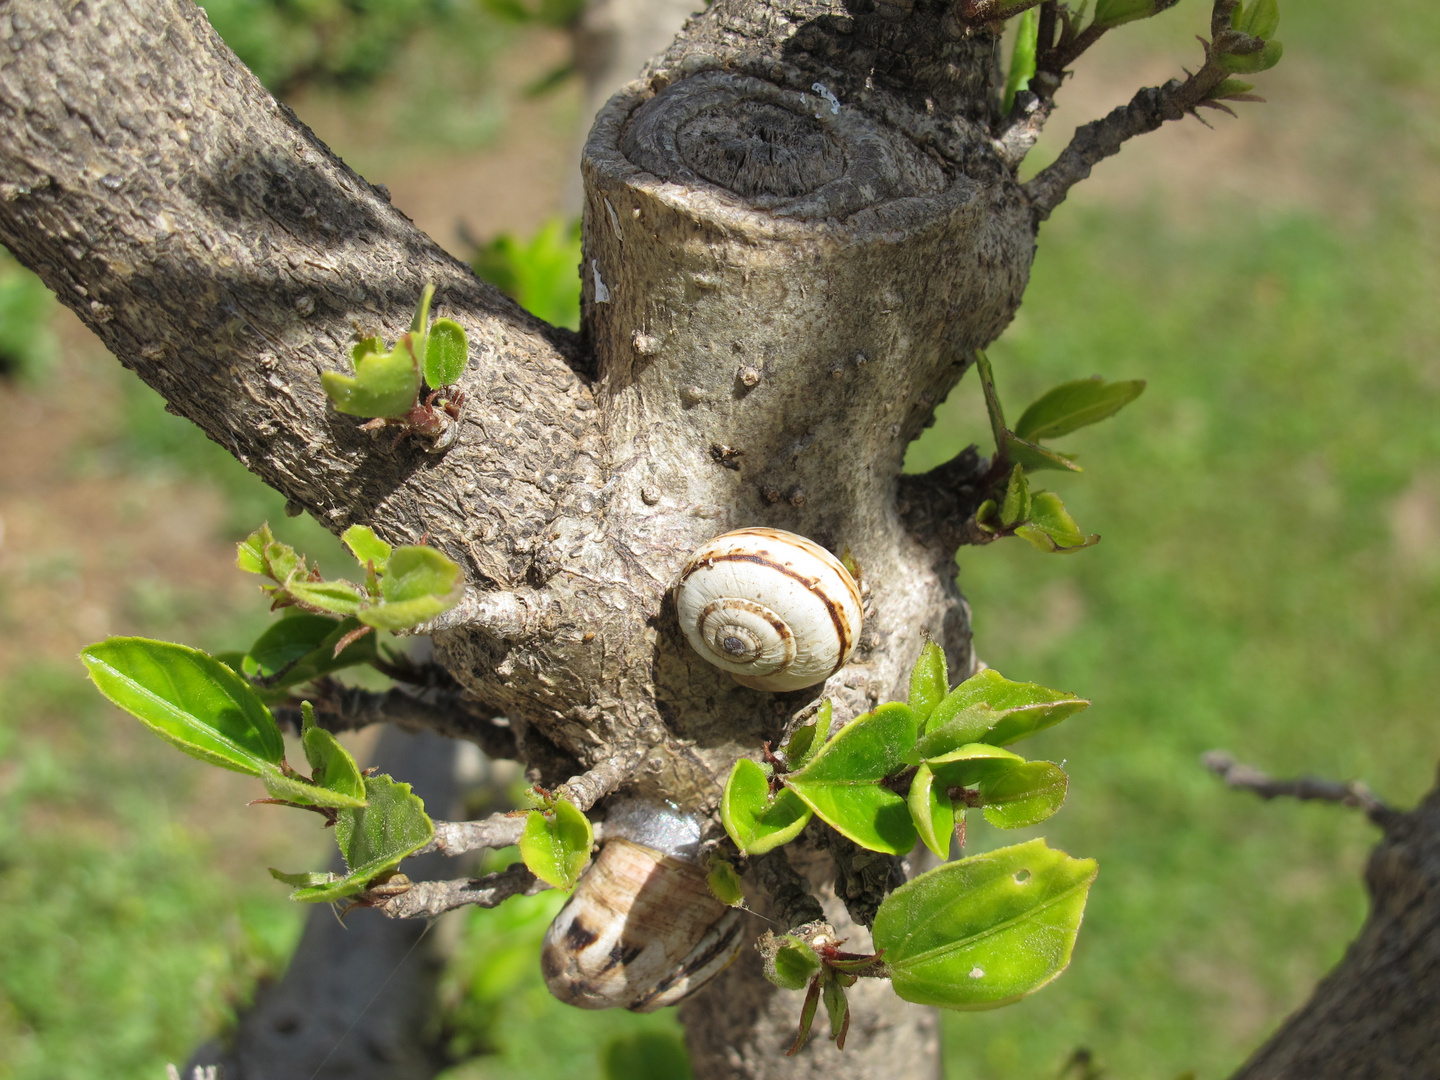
675, 527, 863, 692
540, 836, 746, 1011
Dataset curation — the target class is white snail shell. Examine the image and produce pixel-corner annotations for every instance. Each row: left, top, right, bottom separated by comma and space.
675, 527, 863, 692
540, 837, 746, 1011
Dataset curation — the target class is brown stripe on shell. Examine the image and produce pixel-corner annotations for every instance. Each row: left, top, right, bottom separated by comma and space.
627, 907, 747, 1012
682, 551, 853, 674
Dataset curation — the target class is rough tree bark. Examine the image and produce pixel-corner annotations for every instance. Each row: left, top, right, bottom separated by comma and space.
2, 0, 1435, 1078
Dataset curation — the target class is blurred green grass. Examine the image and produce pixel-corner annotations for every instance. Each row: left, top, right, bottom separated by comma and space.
3, 0, 1439, 1077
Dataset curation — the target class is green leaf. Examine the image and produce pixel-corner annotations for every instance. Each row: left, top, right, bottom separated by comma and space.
246, 614, 376, 687
872, 839, 1098, 1010
410, 283, 435, 336
721, 758, 814, 856
784, 702, 921, 855
781, 721, 819, 772
81, 637, 282, 775
975, 351, 1008, 455
1015, 492, 1100, 553
1003, 431, 1082, 473
822, 977, 849, 1044
1013, 377, 1146, 442
236, 523, 274, 575
908, 763, 956, 860
290, 774, 435, 902
920, 668, 1089, 746
907, 706, 1000, 762
358, 545, 464, 630
924, 743, 1027, 789
260, 766, 369, 809
707, 859, 746, 907
1002, 6, 1039, 114
263, 539, 303, 585
1219, 38, 1283, 74
980, 761, 1069, 829
342, 525, 392, 573
322, 337, 421, 419
269, 868, 340, 889
519, 798, 593, 890
999, 464, 1031, 528
908, 642, 948, 724
285, 578, 368, 617
762, 933, 821, 991
351, 336, 385, 366
1233, 0, 1279, 39
1093, 0, 1159, 28
424, 317, 468, 388
301, 702, 367, 806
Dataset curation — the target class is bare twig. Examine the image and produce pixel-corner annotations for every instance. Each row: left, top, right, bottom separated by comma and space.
419, 813, 528, 856
754, 848, 827, 930
277, 683, 519, 762
553, 752, 644, 812
1202, 750, 1393, 822
1024, 0, 1264, 219
378, 863, 550, 919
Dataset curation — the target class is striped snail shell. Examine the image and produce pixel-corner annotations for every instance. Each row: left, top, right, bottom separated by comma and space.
675, 527, 862, 692
541, 803, 745, 1011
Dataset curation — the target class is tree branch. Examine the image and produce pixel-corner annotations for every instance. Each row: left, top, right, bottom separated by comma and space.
0, 0, 601, 588
277, 683, 520, 760
420, 813, 528, 856
1203, 750, 1393, 823
378, 863, 550, 919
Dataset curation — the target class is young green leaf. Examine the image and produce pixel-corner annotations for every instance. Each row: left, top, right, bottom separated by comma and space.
787, 976, 823, 1056
261, 766, 369, 810
1002, 6, 1039, 114
908, 641, 948, 724
761, 932, 823, 991
236, 523, 274, 575
1013, 377, 1146, 442
1092, 0, 1167, 29
410, 283, 435, 336
822, 977, 850, 1047
721, 758, 814, 856
783, 699, 831, 772
81, 637, 283, 775
289, 774, 435, 902
321, 337, 421, 419
246, 614, 377, 688
284, 578, 368, 617
262, 537, 303, 585
342, 525, 392, 573
358, 545, 464, 630
1015, 492, 1100, 554
301, 701, 367, 806
921, 668, 1089, 745
520, 798, 594, 891
424, 317, 468, 389
1232, 0, 1279, 39
872, 839, 1098, 1010
979, 761, 1069, 829
908, 763, 956, 860
999, 464, 1031, 528
924, 743, 1027, 789
784, 702, 921, 855
707, 858, 746, 907
269, 868, 341, 890
1219, 39, 1283, 74
975, 351, 1008, 455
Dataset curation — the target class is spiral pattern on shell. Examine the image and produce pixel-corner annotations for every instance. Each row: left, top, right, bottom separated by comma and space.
675, 527, 863, 692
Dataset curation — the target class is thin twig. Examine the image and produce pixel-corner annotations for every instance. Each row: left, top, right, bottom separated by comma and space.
419, 813, 528, 856
1202, 750, 1393, 822
276, 683, 519, 762
378, 863, 550, 919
